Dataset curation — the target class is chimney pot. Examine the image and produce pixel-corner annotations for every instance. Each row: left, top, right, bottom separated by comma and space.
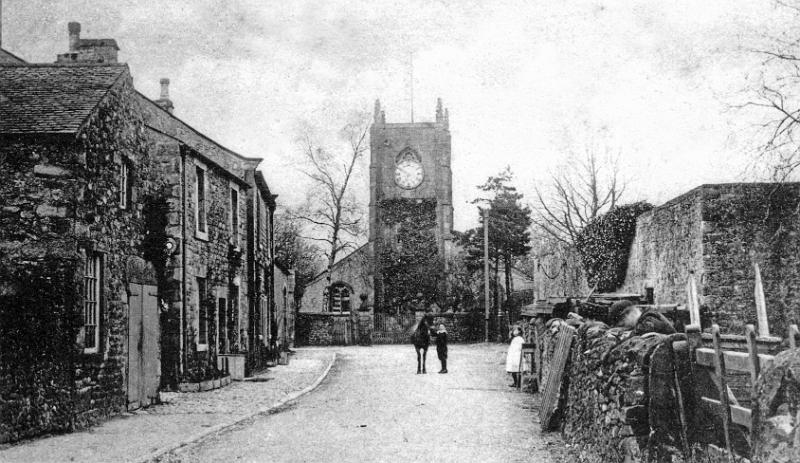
160, 78, 170, 98
156, 78, 174, 114
68, 22, 81, 51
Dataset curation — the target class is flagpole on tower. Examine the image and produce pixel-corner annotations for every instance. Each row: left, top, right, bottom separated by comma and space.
410, 51, 414, 123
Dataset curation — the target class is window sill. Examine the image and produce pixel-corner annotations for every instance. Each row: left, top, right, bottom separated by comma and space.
197, 343, 208, 352
195, 230, 209, 242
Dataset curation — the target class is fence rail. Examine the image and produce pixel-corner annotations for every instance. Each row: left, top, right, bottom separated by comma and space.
686, 322, 799, 461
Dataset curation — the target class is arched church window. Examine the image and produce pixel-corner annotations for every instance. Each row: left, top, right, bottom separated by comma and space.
330, 283, 351, 312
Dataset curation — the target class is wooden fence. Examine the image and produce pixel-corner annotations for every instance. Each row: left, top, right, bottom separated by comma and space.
677, 264, 797, 461
684, 322, 799, 461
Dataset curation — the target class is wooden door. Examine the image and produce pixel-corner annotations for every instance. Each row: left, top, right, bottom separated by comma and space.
127, 283, 161, 410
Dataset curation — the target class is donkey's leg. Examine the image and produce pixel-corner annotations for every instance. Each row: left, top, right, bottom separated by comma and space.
422, 347, 428, 374
416, 347, 421, 374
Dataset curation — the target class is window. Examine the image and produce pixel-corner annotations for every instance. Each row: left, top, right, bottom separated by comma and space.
330, 283, 351, 313
83, 252, 102, 353
230, 186, 239, 246
195, 164, 207, 238
255, 195, 261, 250
197, 277, 208, 348
119, 161, 132, 209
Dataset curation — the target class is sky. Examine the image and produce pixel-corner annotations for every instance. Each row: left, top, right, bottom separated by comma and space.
1, 0, 793, 231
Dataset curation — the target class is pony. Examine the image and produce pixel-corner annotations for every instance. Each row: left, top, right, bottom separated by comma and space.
411, 316, 432, 374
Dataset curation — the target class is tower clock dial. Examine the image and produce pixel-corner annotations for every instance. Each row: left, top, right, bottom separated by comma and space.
395, 158, 424, 189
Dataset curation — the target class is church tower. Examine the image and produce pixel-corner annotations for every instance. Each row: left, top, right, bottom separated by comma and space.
368, 99, 453, 312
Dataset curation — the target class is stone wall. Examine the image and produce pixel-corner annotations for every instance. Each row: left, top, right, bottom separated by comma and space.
428, 313, 482, 343
622, 187, 704, 304
538, 318, 800, 462
622, 183, 800, 335
295, 313, 343, 346
533, 246, 590, 299
0, 73, 160, 443
297, 311, 482, 346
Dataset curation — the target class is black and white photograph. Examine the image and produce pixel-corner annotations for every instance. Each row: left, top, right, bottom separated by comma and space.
1, 1, 800, 462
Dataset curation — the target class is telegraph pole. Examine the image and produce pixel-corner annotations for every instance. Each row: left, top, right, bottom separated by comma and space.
483, 208, 490, 342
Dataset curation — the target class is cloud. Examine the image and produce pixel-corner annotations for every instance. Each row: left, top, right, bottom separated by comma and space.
2, 0, 791, 231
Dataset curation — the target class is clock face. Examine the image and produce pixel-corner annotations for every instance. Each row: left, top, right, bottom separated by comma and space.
395, 159, 424, 189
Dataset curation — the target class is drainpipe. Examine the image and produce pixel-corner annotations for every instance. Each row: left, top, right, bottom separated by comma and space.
180, 147, 187, 375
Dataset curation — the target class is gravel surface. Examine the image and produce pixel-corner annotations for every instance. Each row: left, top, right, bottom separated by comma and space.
0, 349, 333, 463
161, 344, 569, 463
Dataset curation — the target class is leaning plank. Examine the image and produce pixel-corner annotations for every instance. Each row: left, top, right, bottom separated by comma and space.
746, 325, 760, 448
754, 263, 770, 337
701, 397, 753, 430
539, 325, 575, 431
712, 325, 735, 462
695, 348, 774, 372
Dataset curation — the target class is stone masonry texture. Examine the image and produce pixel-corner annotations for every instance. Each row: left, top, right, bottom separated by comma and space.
623, 183, 800, 335
0, 67, 161, 443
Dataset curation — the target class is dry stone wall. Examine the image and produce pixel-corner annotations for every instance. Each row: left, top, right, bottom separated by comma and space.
537, 317, 800, 462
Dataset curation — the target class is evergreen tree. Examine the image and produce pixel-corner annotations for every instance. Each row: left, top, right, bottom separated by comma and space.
459, 167, 533, 305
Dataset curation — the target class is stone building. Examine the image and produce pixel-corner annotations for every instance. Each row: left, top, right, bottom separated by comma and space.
0, 22, 280, 442
132, 75, 270, 385
0, 63, 161, 442
622, 183, 800, 335
301, 245, 370, 314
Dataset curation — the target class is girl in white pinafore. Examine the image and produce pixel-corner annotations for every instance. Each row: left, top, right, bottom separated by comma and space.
505, 326, 524, 387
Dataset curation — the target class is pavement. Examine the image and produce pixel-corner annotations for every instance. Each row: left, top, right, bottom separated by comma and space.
0, 349, 336, 463
156, 344, 566, 463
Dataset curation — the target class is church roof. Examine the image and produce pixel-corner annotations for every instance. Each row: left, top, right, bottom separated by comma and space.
306, 243, 369, 284
0, 64, 128, 135
0, 47, 26, 64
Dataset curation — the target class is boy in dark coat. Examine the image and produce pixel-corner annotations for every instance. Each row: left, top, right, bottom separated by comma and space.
435, 324, 448, 373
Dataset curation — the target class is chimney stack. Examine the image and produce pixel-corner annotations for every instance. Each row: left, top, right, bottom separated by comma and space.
68, 22, 81, 51
373, 99, 382, 125
156, 78, 174, 114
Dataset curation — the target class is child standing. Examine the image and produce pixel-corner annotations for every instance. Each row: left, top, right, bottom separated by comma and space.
506, 326, 524, 387
436, 324, 448, 374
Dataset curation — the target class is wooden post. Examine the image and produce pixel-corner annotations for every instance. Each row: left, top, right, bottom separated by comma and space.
483, 208, 490, 343
788, 324, 799, 350
745, 324, 760, 452
754, 263, 769, 337
712, 324, 734, 462
668, 339, 693, 462
687, 272, 701, 327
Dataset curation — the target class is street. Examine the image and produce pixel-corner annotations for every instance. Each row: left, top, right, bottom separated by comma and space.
158, 344, 563, 463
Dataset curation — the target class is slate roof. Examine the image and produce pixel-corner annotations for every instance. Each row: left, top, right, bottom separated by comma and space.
78, 38, 120, 50
0, 47, 26, 64
0, 64, 128, 135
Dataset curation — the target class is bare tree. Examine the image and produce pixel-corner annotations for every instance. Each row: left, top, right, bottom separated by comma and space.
736, 1, 800, 180
533, 145, 626, 246
293, 115, 369, 310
